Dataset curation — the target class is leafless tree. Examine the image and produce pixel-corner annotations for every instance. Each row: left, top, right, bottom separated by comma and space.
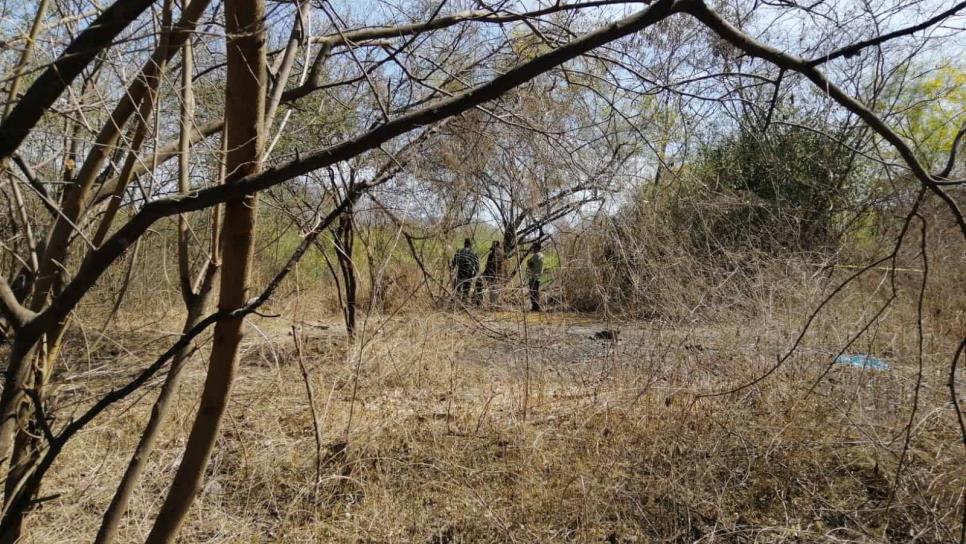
0, 0, 962, 541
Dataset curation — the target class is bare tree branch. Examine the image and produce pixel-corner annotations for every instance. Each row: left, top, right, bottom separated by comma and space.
807, 1, 966, 67
0, 0, 157, 161
683, 0, 966, 241
31, 0, 684, 342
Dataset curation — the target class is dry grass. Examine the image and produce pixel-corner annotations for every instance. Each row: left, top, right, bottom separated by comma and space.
22, 259, 965, 544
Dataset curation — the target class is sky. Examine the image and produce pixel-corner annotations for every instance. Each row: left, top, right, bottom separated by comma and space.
2, 0, 963, 224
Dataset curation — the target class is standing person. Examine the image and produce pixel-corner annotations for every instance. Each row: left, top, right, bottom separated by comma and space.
479, 240, 504, 306
527, 241, 545, 312
451, 238, 479, 302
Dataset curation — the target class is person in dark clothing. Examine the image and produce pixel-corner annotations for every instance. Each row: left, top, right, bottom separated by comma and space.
477, 240, 504, 305
527, 242, 545, 311
451, 238, 479, 301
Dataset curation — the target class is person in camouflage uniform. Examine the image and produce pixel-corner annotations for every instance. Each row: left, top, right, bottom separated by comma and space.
527, 241, 545, 311
451, 238, 479, 301
477, 240, 504, 306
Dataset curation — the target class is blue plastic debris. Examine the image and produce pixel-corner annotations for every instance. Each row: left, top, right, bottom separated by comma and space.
834, 354, 890, 371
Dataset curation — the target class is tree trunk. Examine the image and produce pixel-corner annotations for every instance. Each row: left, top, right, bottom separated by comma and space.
0, 0, 211, 486
93, 21, 221, 541
0, 0, 50, 474
1, 4, 178, 538
0, 4, 179, 535
333, 210, 356, 336
0, 338, 37, 543
94, 288, 213, 544
143, 0, 265, 540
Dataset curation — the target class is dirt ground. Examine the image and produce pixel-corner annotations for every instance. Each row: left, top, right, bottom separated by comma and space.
26, 307, 966, 543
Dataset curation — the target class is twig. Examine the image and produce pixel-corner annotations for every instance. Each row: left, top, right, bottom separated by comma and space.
291, 325, 324, 497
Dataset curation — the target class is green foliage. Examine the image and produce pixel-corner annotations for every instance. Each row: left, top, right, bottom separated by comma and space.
686, 121, 857, 255
558, 117, 864, 316
897, 66, 966, 168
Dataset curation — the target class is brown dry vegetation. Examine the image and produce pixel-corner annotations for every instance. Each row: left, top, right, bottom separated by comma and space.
2, 2, 965, 542
23, 232, 965, 542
